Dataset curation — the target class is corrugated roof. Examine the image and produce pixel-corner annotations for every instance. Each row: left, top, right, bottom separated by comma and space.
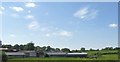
24, 51, 36, 53
67, 53, 87, 55
47, 52, 87, 55
47, 52, 66, 55
5, 52, 25, 56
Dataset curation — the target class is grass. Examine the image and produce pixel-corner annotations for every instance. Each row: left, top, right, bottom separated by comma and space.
9, 54, 118, 60
7, 50, 119, 62
8, 57, 119, 62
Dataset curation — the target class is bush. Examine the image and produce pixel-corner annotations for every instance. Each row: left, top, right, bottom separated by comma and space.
2, 52, 8, 62
44, 54, 49, 57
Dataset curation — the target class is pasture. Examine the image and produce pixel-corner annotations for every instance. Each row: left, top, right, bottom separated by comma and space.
7, 50, 119, 62
8, 54, 118, 62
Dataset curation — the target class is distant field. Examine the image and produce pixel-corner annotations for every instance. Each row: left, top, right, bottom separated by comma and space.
8, 50, 119, 62
8, 57, 118, 62
9, 54, 118, 60
8, 55, 118, 62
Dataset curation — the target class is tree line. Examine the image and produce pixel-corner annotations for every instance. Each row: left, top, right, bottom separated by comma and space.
2, 42, 120, 53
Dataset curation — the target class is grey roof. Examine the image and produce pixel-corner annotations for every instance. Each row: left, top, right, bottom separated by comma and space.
67, 53, 87, 55
47, 52, 66, 55
47, 52, 87, 55
24, 51, 36, 53
5, 52, 25, 56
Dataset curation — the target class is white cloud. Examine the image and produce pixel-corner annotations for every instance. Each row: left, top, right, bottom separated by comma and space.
74, 7, 98, 21
27, 21, 40, 30
10, 7, 24, 12
109, 24, 118, 28
40, 27, 49, 31
25, 15, 34, 20
0, 7, 5, 10
46, 31, 73, 37
59, 31, 72, 37
25, 3, 36, 7
10, 34, 16, 38
45, 33, 51, 37
0, 7, 5, 15
28, 10, 32, 13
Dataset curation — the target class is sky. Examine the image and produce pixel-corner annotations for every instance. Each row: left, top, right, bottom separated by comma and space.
1, 0, 120, 2
0, 2, 118, 50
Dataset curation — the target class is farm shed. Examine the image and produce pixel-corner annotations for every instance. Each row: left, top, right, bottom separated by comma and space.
5, 51, 37, 58
24, 51, 37, 57
46, 52, 88, 58
67, 53, 88, 57
5, 52, 25, 58
47, 52, 67, 57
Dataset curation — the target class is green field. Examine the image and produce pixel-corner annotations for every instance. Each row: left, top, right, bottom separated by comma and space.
8, 57, 119, 62
9, 54, 118, 60
7, 55, 119, 62
7, 50, 119, 62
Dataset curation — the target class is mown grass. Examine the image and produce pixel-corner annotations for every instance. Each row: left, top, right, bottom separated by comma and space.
8, 55, 119, 62
9, 54, 118, 60
7, 50, 119, 62
8, 57, 119, 62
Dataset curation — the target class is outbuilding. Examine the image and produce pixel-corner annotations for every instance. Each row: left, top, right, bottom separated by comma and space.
67, 53, 88, 57
5, 51, 37, 58
46, 52, 67, 57
46, 52, 88, 58
5, 52, 25, 58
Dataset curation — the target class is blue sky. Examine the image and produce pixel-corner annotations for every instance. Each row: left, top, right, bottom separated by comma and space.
0, 2, 118, 50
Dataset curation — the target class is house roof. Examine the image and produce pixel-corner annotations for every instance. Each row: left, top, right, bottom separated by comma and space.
5, 52, 25, 56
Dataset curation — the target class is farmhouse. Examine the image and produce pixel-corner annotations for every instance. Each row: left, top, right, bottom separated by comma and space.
46, 52, 88, 58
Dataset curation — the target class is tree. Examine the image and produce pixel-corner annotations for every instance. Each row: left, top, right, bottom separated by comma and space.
90, 48, 94, 51
2, 45, 13, 52
19, 45, 24, 51
13, 44, 20, 51
46, 46, 51, 52
71, 50, 80, 53
102, 47, 113, 50
81, 47, 85, 52
41, 46, 47, 51
35, 46, 42, 52
2, 52, 8, 62
51, 48, 56, 52
24, 42, 35, 50
114, 47, 120, 50
61, 48, 70, 53
55, 48, 60, 52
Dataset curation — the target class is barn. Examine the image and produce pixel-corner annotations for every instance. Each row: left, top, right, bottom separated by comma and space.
5, 51, 88, 58
5, 52, 25, 58
5, 51, 37, 58
46, 52, 88, 58
46, 52, 67, 57
67, 53, 88, 57
24, 51, 37, 57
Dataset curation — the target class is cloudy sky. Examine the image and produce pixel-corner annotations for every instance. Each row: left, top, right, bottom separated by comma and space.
0, 2, 118, 50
